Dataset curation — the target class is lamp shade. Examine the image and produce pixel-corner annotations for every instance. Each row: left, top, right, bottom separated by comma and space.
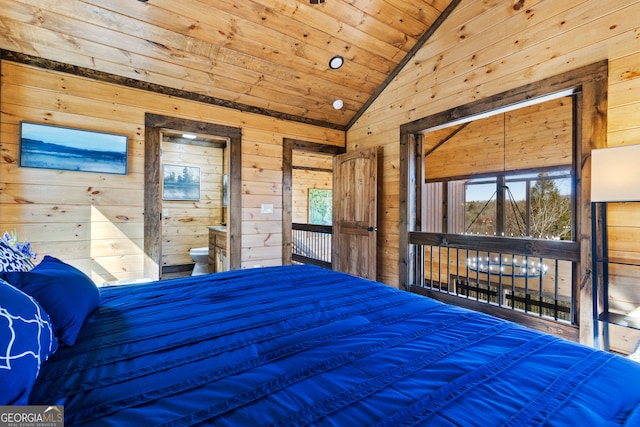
591, 144, 640, 202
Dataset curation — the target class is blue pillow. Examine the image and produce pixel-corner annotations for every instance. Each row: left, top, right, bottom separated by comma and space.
1, 256, 100, 346
0, 279, 57, 404
0, 239, 35, 272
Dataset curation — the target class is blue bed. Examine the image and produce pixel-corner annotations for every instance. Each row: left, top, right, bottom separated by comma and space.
27, 265, 640, 426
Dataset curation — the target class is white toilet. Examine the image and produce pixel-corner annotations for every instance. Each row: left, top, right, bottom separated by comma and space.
189, 247, 209, 276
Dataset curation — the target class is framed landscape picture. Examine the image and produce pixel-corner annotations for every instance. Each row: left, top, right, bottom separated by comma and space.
20, 121, 128, 175
308, 189, 332, 225
162, 164, 201, 201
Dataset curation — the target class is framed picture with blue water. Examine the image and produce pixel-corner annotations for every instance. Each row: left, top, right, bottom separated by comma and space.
162, 164, 201, 201
19, 121, 128, 175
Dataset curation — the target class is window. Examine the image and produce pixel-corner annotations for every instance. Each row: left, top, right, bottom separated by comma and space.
417, 95, 577, 323
462, 170, 573, 240
424, 95, 575, 242
401, 62, 609, 333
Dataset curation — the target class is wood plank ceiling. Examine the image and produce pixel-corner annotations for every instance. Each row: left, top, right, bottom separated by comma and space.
0, 0, 458, 129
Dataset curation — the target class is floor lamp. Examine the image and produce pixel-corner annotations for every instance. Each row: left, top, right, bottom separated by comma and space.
591, 144, 640, 350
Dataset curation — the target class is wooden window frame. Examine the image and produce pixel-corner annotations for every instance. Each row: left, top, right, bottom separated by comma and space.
399, 61, 608, 344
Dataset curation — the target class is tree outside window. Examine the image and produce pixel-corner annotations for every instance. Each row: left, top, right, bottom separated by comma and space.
308, 189, 332, 225
464, 170, 572, 241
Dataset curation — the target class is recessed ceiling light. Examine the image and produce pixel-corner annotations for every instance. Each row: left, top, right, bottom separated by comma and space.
329, 55, 344, 70
332, 99, 344, 110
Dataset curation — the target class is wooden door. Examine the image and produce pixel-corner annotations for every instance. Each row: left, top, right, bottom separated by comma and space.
332, 148, 378, 279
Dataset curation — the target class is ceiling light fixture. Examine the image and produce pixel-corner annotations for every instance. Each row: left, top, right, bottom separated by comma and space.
332, 99, 344, 110
182, 134, 197, 139
329, 55, 344, 69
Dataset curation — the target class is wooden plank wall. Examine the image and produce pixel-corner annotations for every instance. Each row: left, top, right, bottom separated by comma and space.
607, 202, 640, 315
347, 0, 640, 352
0, 61, 344, 283
425, 97, 573, 180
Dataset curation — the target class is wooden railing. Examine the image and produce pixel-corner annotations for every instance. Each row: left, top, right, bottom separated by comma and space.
409, 232, 580, 327
292, 223, 332, 269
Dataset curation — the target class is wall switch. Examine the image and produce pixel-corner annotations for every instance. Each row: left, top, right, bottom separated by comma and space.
162, 208, 169, 217
261, 204, 274, 214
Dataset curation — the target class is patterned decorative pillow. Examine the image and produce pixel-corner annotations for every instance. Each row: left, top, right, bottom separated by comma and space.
0, 239, 35, 272
0, 278, 58, 404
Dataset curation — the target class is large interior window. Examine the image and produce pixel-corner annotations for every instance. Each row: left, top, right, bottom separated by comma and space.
400, 61, 608, 340
418, 94, 577, 323
424, 95, 575, 242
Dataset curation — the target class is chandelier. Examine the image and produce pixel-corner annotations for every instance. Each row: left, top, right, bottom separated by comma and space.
467, 255, 548, 278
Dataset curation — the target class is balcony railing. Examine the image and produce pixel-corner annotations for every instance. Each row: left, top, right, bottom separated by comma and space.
292, 223, 332, 269
409, 232, 580, 324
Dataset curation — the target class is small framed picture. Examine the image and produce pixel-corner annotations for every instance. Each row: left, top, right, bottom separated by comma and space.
162, 164, 201, 201
308, 189, 332, 225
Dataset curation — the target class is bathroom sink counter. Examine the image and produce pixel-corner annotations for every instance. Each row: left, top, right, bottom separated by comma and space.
208, 226, 228, 273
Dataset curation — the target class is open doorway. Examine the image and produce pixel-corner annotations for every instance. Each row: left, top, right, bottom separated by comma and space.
282, 138, 345, 266
144, 114, 241, 280
159, 130, 227, 278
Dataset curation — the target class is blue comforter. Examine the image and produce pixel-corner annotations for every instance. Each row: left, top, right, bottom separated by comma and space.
30, 265, 640, 426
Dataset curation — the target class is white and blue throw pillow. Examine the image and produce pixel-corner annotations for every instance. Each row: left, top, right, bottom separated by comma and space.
0, 239, 35, 273
0, 278, 57, 404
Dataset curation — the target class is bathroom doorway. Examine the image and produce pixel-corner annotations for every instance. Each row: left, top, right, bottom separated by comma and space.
144, 114, 241, 280
160, 130, 226, 277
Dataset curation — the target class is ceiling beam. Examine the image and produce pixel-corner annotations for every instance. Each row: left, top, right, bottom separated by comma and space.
0, 49, 346, 132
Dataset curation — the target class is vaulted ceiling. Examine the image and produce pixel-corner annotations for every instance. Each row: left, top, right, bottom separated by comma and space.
0, 0, 459, 129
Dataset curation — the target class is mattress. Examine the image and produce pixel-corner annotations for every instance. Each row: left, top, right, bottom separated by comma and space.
29, 265, 640, 426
